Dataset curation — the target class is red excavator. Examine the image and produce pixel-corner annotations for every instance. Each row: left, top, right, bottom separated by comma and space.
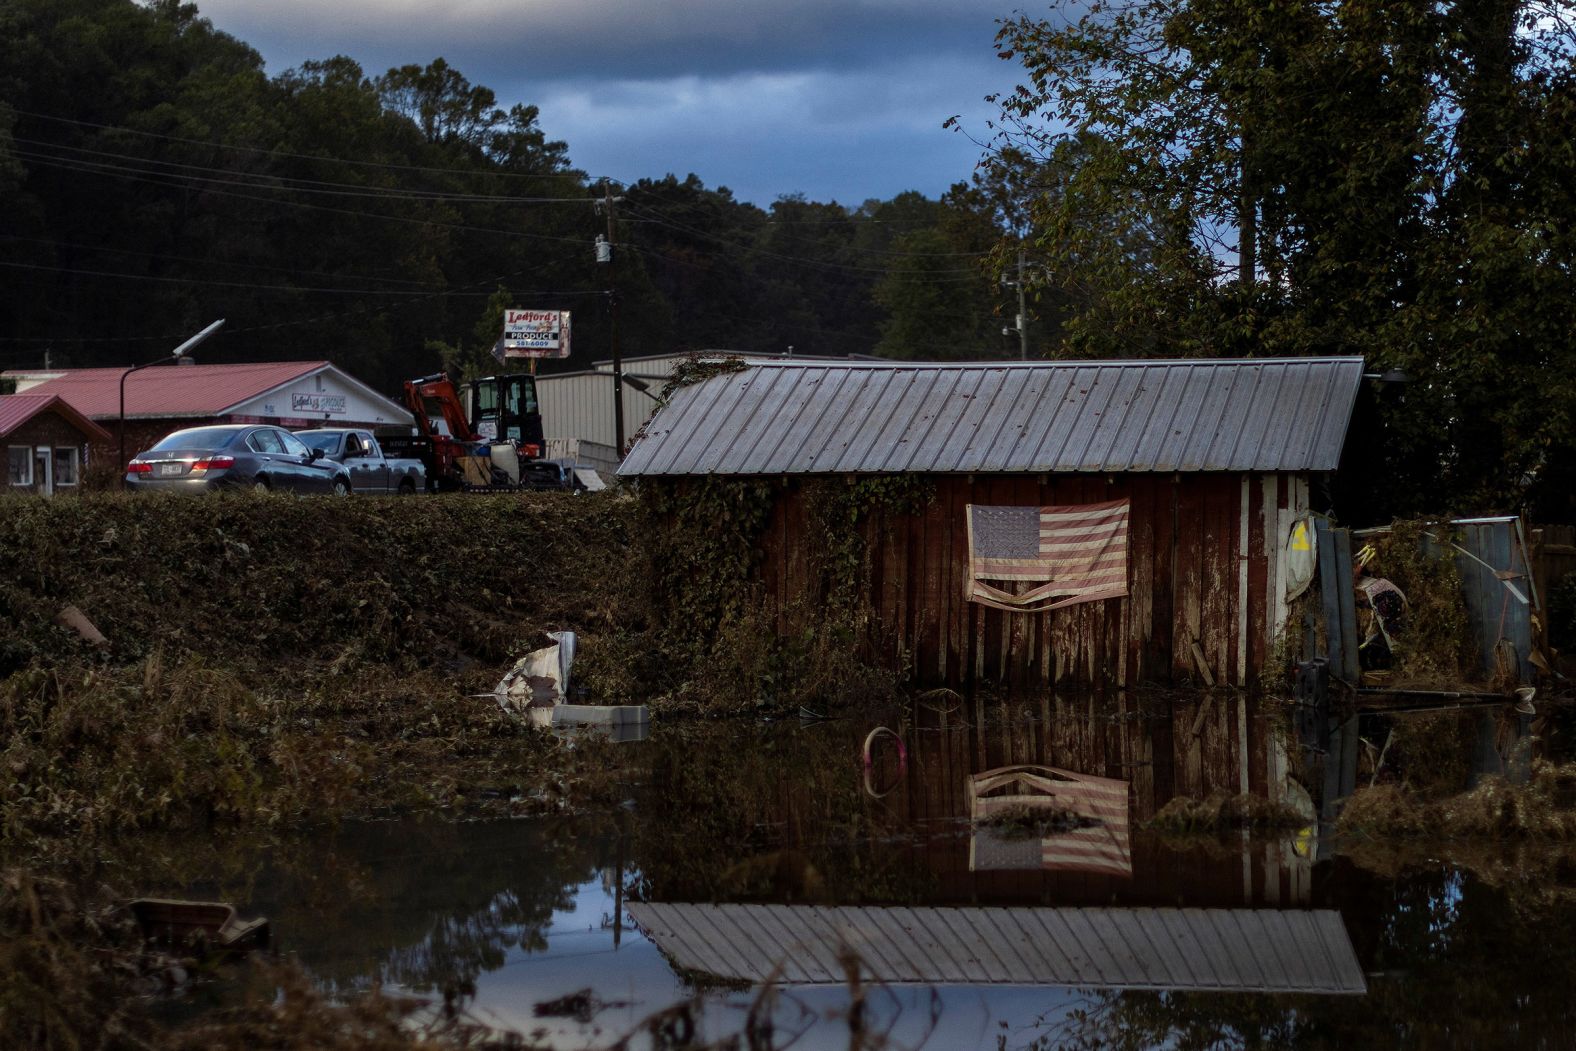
385, 372, 544, 491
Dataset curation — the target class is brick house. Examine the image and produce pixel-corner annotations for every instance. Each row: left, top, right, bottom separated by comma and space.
0, 394, 112, 495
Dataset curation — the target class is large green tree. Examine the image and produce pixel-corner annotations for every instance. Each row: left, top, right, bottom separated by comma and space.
987, 0, 1576, 518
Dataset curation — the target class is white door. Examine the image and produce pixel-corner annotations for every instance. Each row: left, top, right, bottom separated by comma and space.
33, 446, 53, 496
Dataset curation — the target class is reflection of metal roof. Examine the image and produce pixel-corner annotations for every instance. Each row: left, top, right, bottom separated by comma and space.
618, 357, 1365, 477
628, 903, 1366, 995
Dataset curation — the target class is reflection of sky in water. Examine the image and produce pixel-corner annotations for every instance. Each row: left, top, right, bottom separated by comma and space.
381, 870, 1106, 1049
221, 710, 1576, 1050
239, 814, 1576, 1050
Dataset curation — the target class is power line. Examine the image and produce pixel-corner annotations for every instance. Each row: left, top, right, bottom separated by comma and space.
8, 137, 600, 204
0, 261, 607, 346
0, 233, 449, 290
621, 202, 988, 277
623, 240, 990, 283
2, 151, 594, 246
10, 141, 995, 269
11, 108, 613, 186
0, 259, 610, 298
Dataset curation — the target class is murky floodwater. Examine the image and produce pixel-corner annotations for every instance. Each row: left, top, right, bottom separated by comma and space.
152, 714, 1576, 1049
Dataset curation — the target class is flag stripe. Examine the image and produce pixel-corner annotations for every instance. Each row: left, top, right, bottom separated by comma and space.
968, 499, 1130, 613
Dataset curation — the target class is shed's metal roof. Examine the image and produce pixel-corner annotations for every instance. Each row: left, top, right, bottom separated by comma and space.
627, 903, 1366, 994
618, 357, 1365, 476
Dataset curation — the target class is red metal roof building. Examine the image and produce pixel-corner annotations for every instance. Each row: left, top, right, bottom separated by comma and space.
2, 361, 411, 467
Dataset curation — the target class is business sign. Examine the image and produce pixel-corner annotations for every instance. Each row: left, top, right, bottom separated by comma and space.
291, 393, 347, 415
501, 309, 571, 359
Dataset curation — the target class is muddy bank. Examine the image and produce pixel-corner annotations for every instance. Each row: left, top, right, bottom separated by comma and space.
0, 491, 633, 681
2, 493, 646, 856
0, 493, 647, 1046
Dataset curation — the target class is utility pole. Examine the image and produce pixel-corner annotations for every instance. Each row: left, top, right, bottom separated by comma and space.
1001, 249, 1030, 360
1014, 249, 1028, 360
596, 181, 626, 454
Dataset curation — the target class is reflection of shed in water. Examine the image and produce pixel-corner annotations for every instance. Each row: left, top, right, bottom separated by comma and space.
619, 358, 1365, 690
901, 701, 1287, 826
886, 720, 1313, 907
628, 902, 1365, 995
969, 765, 1131, 878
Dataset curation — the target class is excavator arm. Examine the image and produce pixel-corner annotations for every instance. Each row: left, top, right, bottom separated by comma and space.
404, 373, 479, 441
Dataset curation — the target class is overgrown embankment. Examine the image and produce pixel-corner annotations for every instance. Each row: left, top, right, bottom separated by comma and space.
608, 474, 931, 715
0, 491, 630, 679
0, 492, 640, 850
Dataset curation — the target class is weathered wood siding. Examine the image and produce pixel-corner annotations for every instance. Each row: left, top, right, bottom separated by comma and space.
758, 472, 1311, 690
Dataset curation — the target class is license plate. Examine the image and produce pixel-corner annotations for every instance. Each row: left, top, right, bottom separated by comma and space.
157, 462, 183, 476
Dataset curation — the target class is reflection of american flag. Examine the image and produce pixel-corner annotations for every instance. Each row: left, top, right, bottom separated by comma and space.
969, 766, 1132, 878
966, 499, 1130, 612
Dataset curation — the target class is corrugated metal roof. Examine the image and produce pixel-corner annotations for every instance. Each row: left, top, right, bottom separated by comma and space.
12, 361, 330, 419
627, 903, 1366, 994
618, 358, 1365, 476
0, 393, 113, 441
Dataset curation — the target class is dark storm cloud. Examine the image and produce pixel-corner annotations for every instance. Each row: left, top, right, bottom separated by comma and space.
199, 0, 1011, 82
193, 0, 1023, 204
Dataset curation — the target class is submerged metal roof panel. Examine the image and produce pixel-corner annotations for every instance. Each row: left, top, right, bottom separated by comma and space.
627, 903, 1367, 994
619, 357, 1364, 476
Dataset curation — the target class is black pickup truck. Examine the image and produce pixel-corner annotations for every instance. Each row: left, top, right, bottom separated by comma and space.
295, 428, 426, 495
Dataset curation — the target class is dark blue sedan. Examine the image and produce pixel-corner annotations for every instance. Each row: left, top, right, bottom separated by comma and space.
125, 425, 352, 494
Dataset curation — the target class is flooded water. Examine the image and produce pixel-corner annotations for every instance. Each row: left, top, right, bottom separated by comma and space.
155, 713, 1576, 1049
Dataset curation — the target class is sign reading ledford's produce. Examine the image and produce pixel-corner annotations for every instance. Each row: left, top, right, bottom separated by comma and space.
502, 309, 571, 359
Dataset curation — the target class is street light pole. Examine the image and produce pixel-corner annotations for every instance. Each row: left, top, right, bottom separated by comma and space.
118, 319, 225, 479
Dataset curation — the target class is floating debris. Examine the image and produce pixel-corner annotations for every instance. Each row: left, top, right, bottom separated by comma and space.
127, 898, 270, 955
495, 630, 577, 724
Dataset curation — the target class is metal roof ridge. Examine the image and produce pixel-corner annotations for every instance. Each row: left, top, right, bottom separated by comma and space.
740, 355, 1367, 370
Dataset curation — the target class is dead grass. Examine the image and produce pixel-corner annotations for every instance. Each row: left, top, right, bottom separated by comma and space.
0, 869, 154, 1051
165, 963, 523, 1050
1148, 792, 1305, 833
976, 803, 1095, 839
1366, 521, 1476, 686
1, 659, 629, 854
0, 491, 631, 684
1340, 761, 1576, 839
0, 867, 535, 1050
0, 494, 646, 852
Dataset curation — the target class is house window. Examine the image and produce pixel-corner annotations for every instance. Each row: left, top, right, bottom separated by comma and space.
53, 447, 80, 487
7, 445, 31, 487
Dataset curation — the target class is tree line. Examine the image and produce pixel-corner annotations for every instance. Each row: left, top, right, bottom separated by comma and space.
2, 0, 1573, 519
0, 0, 1028, 394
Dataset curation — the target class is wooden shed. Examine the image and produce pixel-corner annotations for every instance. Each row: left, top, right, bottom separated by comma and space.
620, 357, 1364, 691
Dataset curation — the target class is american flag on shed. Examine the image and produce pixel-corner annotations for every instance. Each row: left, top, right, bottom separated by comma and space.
966, 499, 1130, 613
